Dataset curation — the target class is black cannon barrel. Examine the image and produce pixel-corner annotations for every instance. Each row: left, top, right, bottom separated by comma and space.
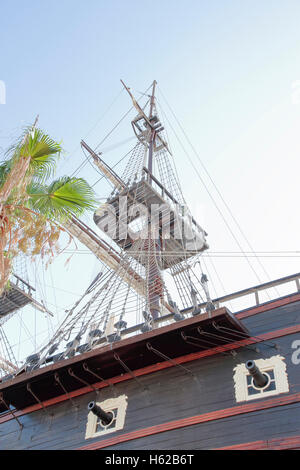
88, 401, 113, 425
246, 360, 268, 388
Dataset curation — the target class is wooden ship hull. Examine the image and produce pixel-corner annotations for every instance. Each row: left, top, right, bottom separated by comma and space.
0, 273, 300, 450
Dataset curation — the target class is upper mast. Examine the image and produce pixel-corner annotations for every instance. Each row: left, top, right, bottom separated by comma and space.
120, 79, 170, 160
148, 80, 157, 179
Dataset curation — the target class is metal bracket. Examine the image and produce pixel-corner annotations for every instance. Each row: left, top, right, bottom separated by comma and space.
26, 382, 53, 417
181, 331, 231, 357
67, 367, 99, 395
114, 353, 147, 391
54, 373, 78, 410
212, 322, 277, 351
146, 342, 195, 377
0, 393, 23, 430
82, 362, 116, 397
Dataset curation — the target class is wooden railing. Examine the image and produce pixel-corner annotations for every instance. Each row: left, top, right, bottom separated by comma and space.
116, 271, 300, 339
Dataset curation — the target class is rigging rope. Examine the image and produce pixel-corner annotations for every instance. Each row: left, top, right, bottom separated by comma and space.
156, 93, 269, 293
157, 86, 280, 298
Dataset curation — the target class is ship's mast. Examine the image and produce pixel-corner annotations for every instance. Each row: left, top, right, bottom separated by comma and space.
120, 79, 170, 155
148, 80, 157, 179
146, 80, 162, 321
120, 80, 164, 322
73, 81, 207, 327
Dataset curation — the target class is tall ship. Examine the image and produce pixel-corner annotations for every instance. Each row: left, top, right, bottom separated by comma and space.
0, 81, 299, 451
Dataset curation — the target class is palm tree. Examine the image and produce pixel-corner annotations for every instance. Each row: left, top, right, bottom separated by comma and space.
0, 124, 97, 295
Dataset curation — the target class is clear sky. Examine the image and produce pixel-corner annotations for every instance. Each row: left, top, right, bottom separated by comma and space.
1, 0, 300, 361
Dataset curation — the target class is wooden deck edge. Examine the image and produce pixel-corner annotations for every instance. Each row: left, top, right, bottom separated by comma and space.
236, 293, 300, 320
1, 322, 300, 425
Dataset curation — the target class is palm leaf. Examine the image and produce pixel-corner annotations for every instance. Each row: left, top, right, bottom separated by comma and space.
0, 161, 12, 189
23, 129, 62, 181
6, 128, 62, 182
28, 177, 98, 221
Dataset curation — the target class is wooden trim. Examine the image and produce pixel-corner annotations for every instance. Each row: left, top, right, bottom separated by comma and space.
78, 392, 300, 450
181, 274, 300, 315
1, 322, 300, 425
215, 435, 300, 450
236, 293, 300, 320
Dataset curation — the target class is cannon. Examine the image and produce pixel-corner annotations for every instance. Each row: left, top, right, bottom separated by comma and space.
246, 360, 268, 388
88, 401, 113, 425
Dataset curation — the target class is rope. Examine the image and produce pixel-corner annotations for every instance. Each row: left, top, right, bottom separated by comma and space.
157, 87, 280, 298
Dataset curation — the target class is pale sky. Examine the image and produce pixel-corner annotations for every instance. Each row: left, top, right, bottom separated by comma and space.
1, 0, 300, 362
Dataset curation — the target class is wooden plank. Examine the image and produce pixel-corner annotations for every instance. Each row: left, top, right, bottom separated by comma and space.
237, 293, 300, 319
78, 392, 300, 450
216, 434, 300, 450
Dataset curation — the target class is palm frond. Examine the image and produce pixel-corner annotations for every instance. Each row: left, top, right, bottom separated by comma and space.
23, 129, 62, 182
6, 127, 62, 182
0, 161, 12, 189
28, 177, 98, 221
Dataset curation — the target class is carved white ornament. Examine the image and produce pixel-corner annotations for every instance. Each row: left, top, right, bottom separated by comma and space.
85, 394, 128, 439
233, 355, 289, 402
